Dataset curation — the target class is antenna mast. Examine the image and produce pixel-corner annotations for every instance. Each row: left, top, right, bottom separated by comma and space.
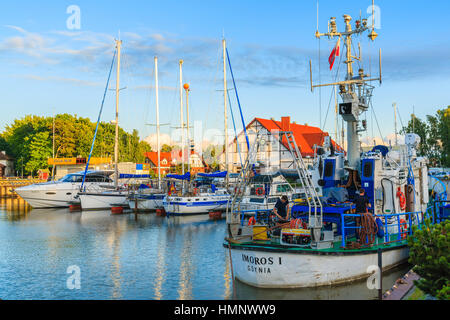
312, 2, 381, 169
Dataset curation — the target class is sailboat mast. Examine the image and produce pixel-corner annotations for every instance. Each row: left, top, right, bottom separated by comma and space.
393, 102, 398, 146
223, 39, 229, 184
155, 56, 161, 189
184, 83, 191, 175
114, 39, 122, 189
179, 60, 185, 176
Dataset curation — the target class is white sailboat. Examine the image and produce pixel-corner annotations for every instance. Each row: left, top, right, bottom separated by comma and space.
128, 56, 166, 211
163, 41, 232, 216
79, 39, 129, 211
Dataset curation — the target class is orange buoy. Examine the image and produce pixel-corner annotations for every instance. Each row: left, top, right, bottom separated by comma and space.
156, 208, 167, 217
183, 83, 190, 90
111, 206, 124, 215
69, 204, 82, 212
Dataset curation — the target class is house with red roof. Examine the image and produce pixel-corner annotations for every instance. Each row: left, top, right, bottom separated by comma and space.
144, 152, 174, 175
224, 116, 344, 173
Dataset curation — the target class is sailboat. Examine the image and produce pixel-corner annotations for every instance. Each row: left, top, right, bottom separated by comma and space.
78, 39, 129, 211
163, 44, 231, 216
224, 3, 436, 288
128, 56, 166, 211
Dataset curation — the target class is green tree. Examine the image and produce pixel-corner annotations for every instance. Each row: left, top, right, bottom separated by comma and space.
26, 131, 52, 174
161, 144, 173, 153
408, 219, 450, 300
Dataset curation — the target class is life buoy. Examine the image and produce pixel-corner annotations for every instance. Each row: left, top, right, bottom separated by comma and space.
290, 218, 307, 230
400, 218, 408, 239
193, 188, 199, 196
397, 187, 407, 211
256, 187, 265, 196
248, 217, 256, 226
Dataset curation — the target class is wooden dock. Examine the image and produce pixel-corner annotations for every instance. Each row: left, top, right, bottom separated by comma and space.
0, 178, 46, 198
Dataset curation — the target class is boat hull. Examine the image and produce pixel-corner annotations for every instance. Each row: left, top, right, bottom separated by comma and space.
128, 195, 165, 211
164, 195, 230, 216
79, 193, 129, 211
227, 244, 409, 288
15, 187, 79, 208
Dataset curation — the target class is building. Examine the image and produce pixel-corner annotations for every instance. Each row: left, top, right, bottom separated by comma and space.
144, 152, 174, 175
224, 116, 344, 173
144, 149, 207, 175
48, 157, 112, 180
0, 151, 14, 177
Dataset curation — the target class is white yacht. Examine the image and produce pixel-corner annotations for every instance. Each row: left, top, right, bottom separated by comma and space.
15, 171, 114, 209
78, 188, 129, 211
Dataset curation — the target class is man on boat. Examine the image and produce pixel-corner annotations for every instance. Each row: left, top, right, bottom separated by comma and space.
354, 188, 371, 240
273, 195, 290, 223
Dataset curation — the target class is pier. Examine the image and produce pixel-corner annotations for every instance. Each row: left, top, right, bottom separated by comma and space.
0, 178, 46, 198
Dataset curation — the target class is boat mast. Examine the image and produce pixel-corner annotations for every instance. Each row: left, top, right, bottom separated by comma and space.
223, 39, 229, 185
114, 39, 122, 189
393, 102, 398, 146
184, 83, 191, 175
155, 56, 161, 189
179, 60, 185, 176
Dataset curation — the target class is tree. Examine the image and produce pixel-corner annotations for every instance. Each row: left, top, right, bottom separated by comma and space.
26, 131, 52, 175
161, 144, 173, 153
408, 219, 449, 300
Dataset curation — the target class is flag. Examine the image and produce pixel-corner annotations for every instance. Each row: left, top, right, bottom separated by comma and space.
328, 37, 341, 70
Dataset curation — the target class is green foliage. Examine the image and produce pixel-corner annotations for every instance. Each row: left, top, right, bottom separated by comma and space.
400, 106, 450, 167
161, 144, 173, 153
0, 114, 151, 175
408, 219, 450, 300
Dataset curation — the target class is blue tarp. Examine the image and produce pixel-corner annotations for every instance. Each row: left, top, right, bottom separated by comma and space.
372, 145, 389, 157
198, 171, 228, 178
119, 174, 151, 179
166, 172, 191, 181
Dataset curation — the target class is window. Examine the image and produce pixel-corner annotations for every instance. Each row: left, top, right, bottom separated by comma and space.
363, 161, 373, 178
324, 161, 334, 178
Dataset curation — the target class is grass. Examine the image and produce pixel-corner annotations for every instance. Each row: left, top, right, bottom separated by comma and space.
405, 287, 426, 300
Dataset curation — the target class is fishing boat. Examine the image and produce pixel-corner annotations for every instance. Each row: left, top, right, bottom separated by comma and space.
14, 171, 114, 208
224, 4, 438, 288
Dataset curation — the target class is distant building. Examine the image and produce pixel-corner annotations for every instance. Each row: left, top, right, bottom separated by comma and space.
224, 116, 344, 173
144, 152, 174, 175
48, 157, 112, 180
0, 151, 15, 177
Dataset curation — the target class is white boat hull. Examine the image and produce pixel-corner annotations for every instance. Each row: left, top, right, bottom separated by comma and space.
128, 196, 165, 211
229, 245, 409, 288
79, 193, 129, 211
164, 195, 230, 215
15, 186, 80, 208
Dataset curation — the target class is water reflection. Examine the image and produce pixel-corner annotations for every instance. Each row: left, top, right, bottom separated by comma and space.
0, 203, 410, 300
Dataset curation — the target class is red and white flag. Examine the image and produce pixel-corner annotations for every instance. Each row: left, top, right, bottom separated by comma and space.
328, 37, 341, 70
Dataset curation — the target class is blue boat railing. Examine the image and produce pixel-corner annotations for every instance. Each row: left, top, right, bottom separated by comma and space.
340, 211, 423, 248
432, 200, 450, 224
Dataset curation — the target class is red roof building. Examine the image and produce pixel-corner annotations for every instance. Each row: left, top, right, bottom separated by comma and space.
225, 116, 344, 173
144, 152, 173, 175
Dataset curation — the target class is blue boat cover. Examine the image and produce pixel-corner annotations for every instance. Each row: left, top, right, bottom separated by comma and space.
198, 171, 227, 178
372, 145, 389, 157
166, 172, 191, 181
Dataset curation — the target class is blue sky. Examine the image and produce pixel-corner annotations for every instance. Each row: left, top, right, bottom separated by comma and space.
0, 0, 449, 146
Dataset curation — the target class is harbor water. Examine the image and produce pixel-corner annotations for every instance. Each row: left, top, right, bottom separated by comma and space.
0, 197, 411, 300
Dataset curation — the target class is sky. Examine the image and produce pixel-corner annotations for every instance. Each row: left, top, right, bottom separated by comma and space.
0, 0, 449, 148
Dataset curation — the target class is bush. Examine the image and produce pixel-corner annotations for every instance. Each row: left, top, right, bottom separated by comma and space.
408, 219, 449, 300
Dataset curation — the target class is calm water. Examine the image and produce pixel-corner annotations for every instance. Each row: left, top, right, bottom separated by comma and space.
0, 197, 410, 300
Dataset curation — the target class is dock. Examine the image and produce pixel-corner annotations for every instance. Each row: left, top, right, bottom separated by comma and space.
0, 178, 46, 198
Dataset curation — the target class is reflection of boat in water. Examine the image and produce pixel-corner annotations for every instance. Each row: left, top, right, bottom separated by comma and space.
15, 171, 114, 209
225, 5, 437, 289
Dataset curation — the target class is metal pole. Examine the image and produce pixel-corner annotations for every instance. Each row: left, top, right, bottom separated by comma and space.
114, 39, 122, 190
185, 84, 191, 175
155, 56, 161, 189
378, 247, 383, 300
179, 60, 185, 176
393, 103, 398, 146
223, 39, 229, 184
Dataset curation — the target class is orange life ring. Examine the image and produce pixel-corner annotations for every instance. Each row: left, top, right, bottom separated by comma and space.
400, 218, 408, 239
256, 187, 265, 196
193, 188, 199, 196
397, 188, 407, 211
248, 217, 256, 226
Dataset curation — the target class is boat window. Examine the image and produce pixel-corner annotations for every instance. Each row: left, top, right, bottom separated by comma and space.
363, 161, 373, 178
249, 198, 265, 203
324, 161, 334, 178
268, 198, 278, 203
276, 184, 291, 193
59, 174, 84, 183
